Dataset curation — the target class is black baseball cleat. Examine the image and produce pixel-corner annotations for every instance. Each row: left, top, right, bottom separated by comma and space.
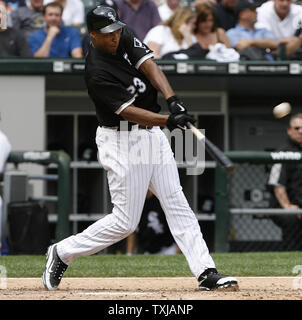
198, 268, 239, 291
42, 244, 68, 290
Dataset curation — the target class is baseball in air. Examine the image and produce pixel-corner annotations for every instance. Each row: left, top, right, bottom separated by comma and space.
273, 102, 291, 118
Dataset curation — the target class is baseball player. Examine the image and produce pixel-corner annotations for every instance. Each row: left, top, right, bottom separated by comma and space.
42, 5, 238, 292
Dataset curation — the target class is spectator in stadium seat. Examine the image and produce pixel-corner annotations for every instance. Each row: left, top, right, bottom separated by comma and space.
256, 0, 302, 59
0, 6, 32, 57
8, 0, 44, 40
268, 113, 302, 251
115, 0, 161, 40
1, 0, 26, 16
227, 0, 278, 60
0, 0, 6, 28
43, 0, 85, 27
143, 6, 197, 59
158, 0, 181, 21
28, 2, 83, 57
211, 0, 240, 31
192, 0, 218, 8
0, 27, 32, 57
194, 3, 232, 52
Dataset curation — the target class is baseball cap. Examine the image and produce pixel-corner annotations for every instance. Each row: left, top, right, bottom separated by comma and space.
235, 0, 259, 15
86, 5, 125, 33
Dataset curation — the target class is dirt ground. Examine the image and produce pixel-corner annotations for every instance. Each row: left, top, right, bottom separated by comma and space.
0, 277, 301, 300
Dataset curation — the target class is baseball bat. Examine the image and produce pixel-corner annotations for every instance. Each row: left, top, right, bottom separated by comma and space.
186, 122, 235, 174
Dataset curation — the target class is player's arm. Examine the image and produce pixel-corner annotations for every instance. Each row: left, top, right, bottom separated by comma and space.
139, 58, 192, 116
139, 58, 174, 100
124, 28, 189, 114
273, 186, 299, 209
120, 105, 169, 126
120, 105, 195, 131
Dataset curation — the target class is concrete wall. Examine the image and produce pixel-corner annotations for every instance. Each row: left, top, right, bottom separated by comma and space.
0, 76, 45, 197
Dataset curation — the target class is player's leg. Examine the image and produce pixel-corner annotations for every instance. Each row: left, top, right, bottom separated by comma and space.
149, 128, 238, 290
42, 127, 152, 290
57, 127, 152, 262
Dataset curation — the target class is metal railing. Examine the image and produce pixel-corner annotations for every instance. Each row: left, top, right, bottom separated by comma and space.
214, 151, 302, 252
7, 151, 70, 241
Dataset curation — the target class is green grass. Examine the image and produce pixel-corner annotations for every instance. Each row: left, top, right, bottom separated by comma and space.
0, 252, 301, 278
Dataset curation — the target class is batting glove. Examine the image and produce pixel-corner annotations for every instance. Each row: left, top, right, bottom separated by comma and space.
166, 95, 187, 114
166, 113, 196, 131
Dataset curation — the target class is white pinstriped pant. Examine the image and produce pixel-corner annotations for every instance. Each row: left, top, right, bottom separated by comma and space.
57, 126, 215, 278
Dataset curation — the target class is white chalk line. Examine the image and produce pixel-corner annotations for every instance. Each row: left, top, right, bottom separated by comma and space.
77, 291, 154, 296
6, 277, 302, 280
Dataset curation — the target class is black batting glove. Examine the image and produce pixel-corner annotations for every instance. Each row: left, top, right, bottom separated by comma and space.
166, 95, 187, 114
166, 113, 196, 131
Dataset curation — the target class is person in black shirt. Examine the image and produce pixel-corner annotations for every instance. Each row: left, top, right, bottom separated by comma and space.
268, 113, 302, 250
42, 5, 238, 292
127, 189, 178, 255
212, 0, 239, 31
0, 27, 32, 57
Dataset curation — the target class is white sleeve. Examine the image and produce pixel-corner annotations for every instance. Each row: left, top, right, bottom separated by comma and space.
255, 5, 272, 31
143, 25, 166, 46
72, 0, 85, 25
43, 0, 53, 5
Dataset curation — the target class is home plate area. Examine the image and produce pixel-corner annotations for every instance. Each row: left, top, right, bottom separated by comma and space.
0, 277, 302, 300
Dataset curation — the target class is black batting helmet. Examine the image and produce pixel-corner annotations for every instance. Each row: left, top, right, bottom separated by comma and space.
96, 0, 119, 12
86, 5, 125, 33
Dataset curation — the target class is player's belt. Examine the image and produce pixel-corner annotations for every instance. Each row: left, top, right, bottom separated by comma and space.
102, 124, 153, 131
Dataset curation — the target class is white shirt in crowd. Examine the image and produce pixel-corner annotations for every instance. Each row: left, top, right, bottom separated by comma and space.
158, 3, 174, 21
256, 0, 302, 38
143, 25, 197, 58
43, 0, 85, 26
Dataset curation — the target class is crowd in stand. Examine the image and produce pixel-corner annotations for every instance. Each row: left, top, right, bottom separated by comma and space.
1, 0, 302, 60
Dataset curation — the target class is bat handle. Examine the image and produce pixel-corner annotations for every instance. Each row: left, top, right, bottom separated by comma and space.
186, 122, 193, 129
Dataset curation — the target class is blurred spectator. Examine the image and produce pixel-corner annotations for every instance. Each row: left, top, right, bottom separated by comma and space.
8, 0, 44, 40
0, 1, 7, 29
227, 0, 278, 60
43, 0, 85, 26
256, 0, 302, 59
1, 0, 26, 16
194, 3, 231, 52
0, 27, 32, 56
143, 6, 196, 59
28, 2, 83, 57
192, 0, 218, 8
285, 28, 302, 58
153, 0, 163, 6
0, 128, 11, 253
116, 0, 161, 40
268, 113, 302, 250
158, 0, 181, 21
212, 0, 240, 31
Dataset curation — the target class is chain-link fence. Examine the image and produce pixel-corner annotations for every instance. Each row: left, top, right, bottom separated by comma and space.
215, 151, 302, 252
